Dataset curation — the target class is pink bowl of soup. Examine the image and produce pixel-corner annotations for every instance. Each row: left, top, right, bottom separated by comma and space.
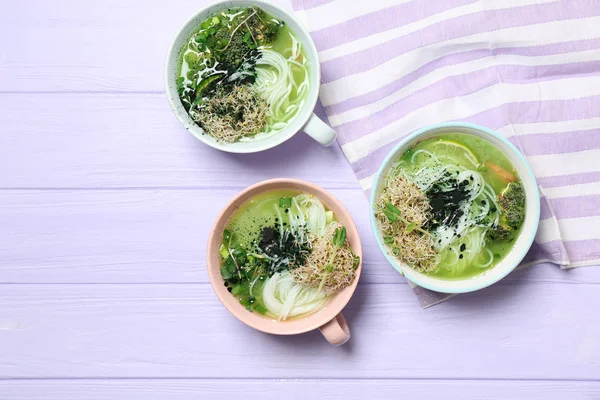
206, 178, 362, 345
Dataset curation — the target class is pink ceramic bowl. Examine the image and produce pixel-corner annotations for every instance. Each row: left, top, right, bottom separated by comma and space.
206, 178, 362, 345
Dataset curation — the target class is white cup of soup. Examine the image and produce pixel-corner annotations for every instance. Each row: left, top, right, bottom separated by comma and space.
165, 0, 336, 153
370, 122, 540, 293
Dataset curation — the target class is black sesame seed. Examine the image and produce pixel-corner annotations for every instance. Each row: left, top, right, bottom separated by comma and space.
227, 287, 232, 292
459, 254, 464, 259
460, 243, 466, 252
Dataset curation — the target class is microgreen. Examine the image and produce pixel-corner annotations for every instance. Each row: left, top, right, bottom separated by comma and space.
352, 256, 360, 270
318, 226, 347, 292
383, 203, 430, 235
405, 222, 417, 233
333, 226, 347, 247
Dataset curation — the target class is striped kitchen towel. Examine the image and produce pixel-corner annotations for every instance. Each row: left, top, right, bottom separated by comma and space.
291, 0, 600, 307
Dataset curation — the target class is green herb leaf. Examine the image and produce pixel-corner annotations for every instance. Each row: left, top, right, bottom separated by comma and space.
405, 222, 417, 233
184, 52, 199, 67
242, 31, 257, 49
325, 264, 334, 273
216, 38, 228, 48
352, 256, 360, 270
383, 209, 398, 222
254, 304, 268, 314
231, 285, 243, 295
385, 203, 402, 216
279, 197, 292, 208
194, 33, 207, 43
332, 226, 347, 247
383, 235, 394, 245
392, 247, 401, 256
220, 264, 234, 280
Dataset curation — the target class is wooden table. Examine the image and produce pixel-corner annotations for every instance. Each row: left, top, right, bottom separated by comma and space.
1, 1, 599, 398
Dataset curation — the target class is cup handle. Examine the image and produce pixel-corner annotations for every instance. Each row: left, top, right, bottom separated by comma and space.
319, 313, 350, 345
302, 113, 337, 147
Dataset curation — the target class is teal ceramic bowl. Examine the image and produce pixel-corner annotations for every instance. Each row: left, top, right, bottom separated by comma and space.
369, 122, 540, 294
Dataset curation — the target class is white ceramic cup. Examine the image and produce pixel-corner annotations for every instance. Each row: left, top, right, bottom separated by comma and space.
165, 0, 336, 153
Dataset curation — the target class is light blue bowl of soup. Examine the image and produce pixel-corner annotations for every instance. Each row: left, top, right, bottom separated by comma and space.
370, 122, 540, 294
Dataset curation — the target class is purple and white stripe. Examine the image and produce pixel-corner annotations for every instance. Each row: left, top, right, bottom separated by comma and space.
292, 0, 600, 306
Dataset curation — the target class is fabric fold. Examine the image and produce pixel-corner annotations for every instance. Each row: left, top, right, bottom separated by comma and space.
292, 0, 600, 307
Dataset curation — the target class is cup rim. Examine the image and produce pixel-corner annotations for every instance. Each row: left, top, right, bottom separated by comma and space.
369, 122, 541, 294
164, 0, 321, 154
206, 178, 363, 335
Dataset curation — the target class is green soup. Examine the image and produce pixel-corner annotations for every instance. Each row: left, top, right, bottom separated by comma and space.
177, 7, 309, 143
220, 190, 359, 321
376, 133, 526, 280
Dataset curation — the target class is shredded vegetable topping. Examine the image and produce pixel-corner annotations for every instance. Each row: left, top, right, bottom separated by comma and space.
375, 135, 524, 278
196, 85, 269, 142
291, 222, 357, 294
375, 179, 439, 272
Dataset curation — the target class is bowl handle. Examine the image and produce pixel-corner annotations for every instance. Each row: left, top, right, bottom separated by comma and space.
302, 113, 337, 147
319, 313, 350, 345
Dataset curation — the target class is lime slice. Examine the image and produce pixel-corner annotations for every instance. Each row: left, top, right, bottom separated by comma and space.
428, 140, 479, 167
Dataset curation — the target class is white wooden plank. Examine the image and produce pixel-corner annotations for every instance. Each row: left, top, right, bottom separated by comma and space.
0, 94, 356, 189
1, 189, 598, 284
0, 283, 598, 379
1, 379, 599, 400
0, 0, 291, 92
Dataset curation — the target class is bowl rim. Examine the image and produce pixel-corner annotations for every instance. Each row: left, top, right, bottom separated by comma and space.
163, 0, 321, 154
369, 122, 540, 294
206, 178, 363, 335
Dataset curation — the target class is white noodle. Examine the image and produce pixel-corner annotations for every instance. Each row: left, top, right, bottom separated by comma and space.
250, 31, 309, 138
262, 270, 328, 321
